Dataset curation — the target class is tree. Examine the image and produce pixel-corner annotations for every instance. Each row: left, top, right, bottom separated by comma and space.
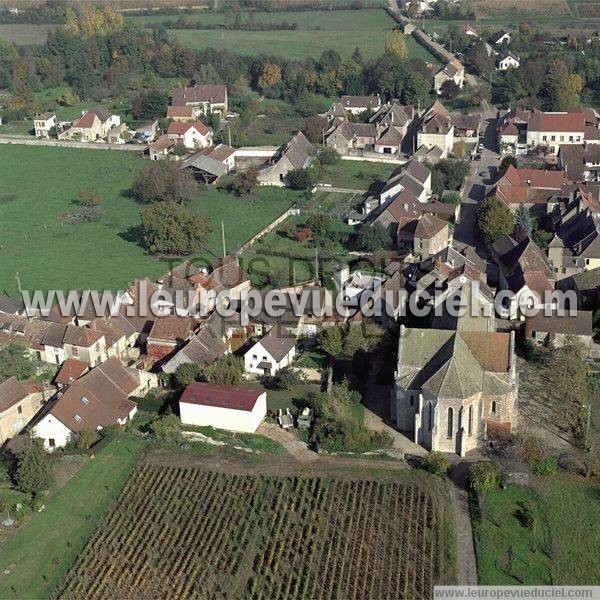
344, 322, 384, 357
258, 62, 282, 90
384, 30, 407, 59
0, 343, 36, 382
421, 452, 450, 476
467, 40, 494, 75
306, 212, 331, 237
150, 413, 180, 439
469, 461, 501, 493
440, 80, 460, 100
477, 195, 515, 243
133, 162, 197, 206
545, 59, 583, 111
318, 147, 340, 165
229, 169, 258, 196
76, 429, 97, 450
499, 155, 518, 171
514, 204, 532, 238
318, 326, 344, 359
174, 363, 204, 389
301, 115, 327, 144
139, 202, 212, 256
357, 222, 390, 251
56, 89, 79, 106
272, 367, 302, 390
131, 88, 169, 120
287, 168, 318, 190
206, 355, 244, 386
15, 437, 54, 499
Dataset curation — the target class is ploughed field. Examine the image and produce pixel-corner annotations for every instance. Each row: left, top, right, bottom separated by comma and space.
58, 464, 454, 599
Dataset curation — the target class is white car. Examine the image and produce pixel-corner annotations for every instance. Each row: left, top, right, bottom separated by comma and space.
478, 143, 484, 151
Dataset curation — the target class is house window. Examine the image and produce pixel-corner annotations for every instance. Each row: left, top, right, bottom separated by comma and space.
560, 136, 564, 142
49, 439, 56, 448
17, 405, 22, 415
81, 396, 89, 405
447, 407, 453, 439
252, 354, 257, 359
72, 347, 78, 357
429, 403, 433, 431
409, 394, 414, 407
468, 405, 473, 436
551, 136, 556, 142
74, 414, 82, 423
491, 401, 497, 414
542, 135, 547, 142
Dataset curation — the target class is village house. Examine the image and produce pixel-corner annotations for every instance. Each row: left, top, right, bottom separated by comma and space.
496, 50, 520, 71
0, 378, 54, 444
393, 324, 518, 456
557, 144, 600, 182
371, 102, 415, 155
166, 121, 213, 150
0, 294, 26, 316
33, 112, 56, 138
179, 382, 267, 434
33, 357, 149, 450
146, 316, 195, 363
525, 310, 594, 354
62, 325, 107, 367
451, 113, 483, 142
166, 105, 196, 122
491, 29, 512, 46
326, 121, 377, 155
493, 236, 556, 320
459, 24, 479, 38
54, 358, 89, 389
379, 160, 433, 204
339, 94, 381, 115
434, 60, 466, 95
171, 84, 228, 117
244, 325, 296, 376
417, 101, 454, 158
257, 131, 315, 186
59, 107, 121, 142
546, 188, 600, 278
148, 135, 175, 161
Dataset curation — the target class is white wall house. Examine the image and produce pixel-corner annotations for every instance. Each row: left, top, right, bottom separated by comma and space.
32, 413, 74, 450
34, 112, 56, 138
167, 122, 213, 150
179, 382, 267, 433
497, 53, 520, 71
244, 327, 296, 376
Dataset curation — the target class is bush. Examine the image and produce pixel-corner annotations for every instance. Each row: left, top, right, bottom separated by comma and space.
421, 452, 450, 477
272, 367, 302, 390
469, 461, 501, 493
530, 456, 557, 476
515, 500, 536, 530
150, 414, 180, 439
318, 147, 340, 165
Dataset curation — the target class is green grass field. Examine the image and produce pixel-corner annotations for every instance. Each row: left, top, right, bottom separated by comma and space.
0, 435, 145, 600
0, 145, 298, 297
128, 9, 437, 61
473, 477, 600, 585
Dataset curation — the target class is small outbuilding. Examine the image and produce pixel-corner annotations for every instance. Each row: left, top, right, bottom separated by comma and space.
179, 382, 267, 433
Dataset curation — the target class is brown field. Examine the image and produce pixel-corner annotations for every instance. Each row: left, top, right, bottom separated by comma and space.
577, 3, 600, 18
58, 462, 455, 599
0, 23, 55, 45
472, 0, 572, 18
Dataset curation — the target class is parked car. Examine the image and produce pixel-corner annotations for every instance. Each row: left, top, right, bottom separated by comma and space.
478, 142, 484, 151
474, 154, 482, 161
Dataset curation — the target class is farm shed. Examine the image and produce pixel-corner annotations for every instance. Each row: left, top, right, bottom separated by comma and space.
179, 382, 267, 434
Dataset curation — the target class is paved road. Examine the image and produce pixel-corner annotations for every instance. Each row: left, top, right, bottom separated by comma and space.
453, 116, 501, 253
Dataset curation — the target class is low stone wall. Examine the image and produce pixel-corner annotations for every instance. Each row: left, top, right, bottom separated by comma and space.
0, 135, 145, 152
238, 207, 297, 253
412, 28, 455, 64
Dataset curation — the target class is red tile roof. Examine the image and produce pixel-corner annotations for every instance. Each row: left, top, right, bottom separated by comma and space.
167, 121, 211, 136
180, 382, 263, 412
528, 111, 586, 134
55, 358, 89, 386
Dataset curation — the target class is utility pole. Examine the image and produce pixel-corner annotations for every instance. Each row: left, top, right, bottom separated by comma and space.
15, 272, 29, 319
221, 220, 226, 258
228, 123, 232, 147
314, 247, 319, 283
322, 127, 325, 146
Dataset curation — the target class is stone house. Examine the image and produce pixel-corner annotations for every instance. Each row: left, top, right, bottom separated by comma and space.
393, 325, 518, 456
525, 310, 594, 354
171, 85, 228, 117
148, 135, 175, 161
146, 316, 194, 363
59, 107, 120, 142
417, 101, 454, 158
434, 60, 465, 95
0, 378, 54, 444
257, 131, 315, 187
339, 94, 381, 116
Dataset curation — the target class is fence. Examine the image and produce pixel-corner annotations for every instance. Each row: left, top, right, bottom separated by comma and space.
237, 207, 299, 253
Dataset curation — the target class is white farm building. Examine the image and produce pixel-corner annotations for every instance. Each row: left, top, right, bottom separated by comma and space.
179, 382, 267, 434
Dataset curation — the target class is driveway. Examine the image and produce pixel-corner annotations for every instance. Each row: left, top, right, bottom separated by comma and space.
453, 117, 501, 253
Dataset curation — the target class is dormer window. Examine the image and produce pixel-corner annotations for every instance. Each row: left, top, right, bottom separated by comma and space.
81, 396, 89, 405
74, 414, 82, 423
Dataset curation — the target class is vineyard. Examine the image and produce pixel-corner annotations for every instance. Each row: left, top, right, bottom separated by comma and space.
58, 464, 455, 599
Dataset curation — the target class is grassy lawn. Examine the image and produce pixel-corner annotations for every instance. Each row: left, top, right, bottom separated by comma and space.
0, 435, 145, 599
182, 424, 286, 454
0, 24, 56, 46
319, 160, 394, 190
129, 9, 437, 61
241, 380, 322, 413
473, 477, 600, 585
0, 145, 298, 296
